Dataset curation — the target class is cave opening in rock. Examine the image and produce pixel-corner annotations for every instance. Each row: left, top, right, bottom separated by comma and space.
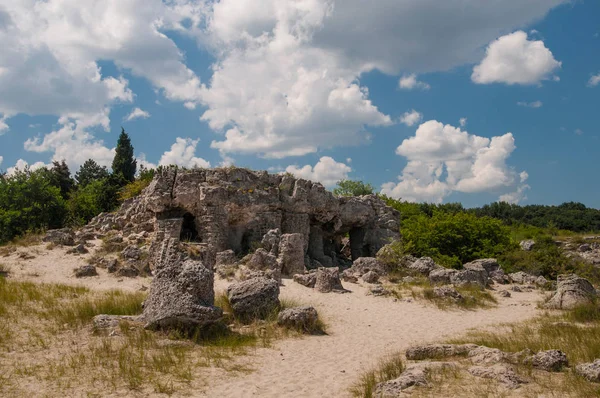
349, 227, 368, 260
240, 229, 256, 255
180, 213, 200, 242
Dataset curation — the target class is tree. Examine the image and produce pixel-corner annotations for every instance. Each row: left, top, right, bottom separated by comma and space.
75, 159, 109, 187
46, 160, 74, 199
111, 127, 137, 182
333, 179, 374, 197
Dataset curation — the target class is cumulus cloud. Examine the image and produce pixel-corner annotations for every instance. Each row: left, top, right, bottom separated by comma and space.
285, 156, 351, 187
588, 73, 600, 87
6, 159, 48, 175
459, 118, 467, 127
400, 110, 423, 127
517, 100, 543, 108
125, 108, 151, 121
159, 137, 210, 168
381, 120, 528, 203
398, 74, 430, 90
499, 172, 530, 203
472, 31, 561, 85
0, 114, 8, 134
0, 155, 3, 167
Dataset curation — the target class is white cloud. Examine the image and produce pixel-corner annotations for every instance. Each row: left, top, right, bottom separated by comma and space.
500, 172, 530, 203
588, 73, 600, 87
459, 118, 467, 127
575, 129, 584, 136
285, 156, 351, 187
400, 110, 423, 127
6, 159, 48, 176
517, 100, 543, 108
0, 114, 8, 134
0, 156, 3, 167
381, 120, 528, 203
125, 107, 151, 121
472, 31, 561, 85
398, 74, 430, 90
159, 137, 210, 168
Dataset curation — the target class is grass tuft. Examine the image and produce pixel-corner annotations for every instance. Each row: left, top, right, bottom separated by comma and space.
349, 353, 405, 398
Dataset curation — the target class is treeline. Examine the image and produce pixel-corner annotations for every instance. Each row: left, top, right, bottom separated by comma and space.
0, 129, 154, 244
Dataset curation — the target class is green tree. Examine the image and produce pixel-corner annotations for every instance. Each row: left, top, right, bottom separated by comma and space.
111, 127, 137, 182
45, 160, 74, 199
75, 159, 109, 187
67, 180, 105, 226
333, 179, 374, 197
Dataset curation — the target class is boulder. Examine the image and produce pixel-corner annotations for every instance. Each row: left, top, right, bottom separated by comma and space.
406, 344, 478, 360
143, 257, 222, 330
116, 266, 139, 278
468, 365, 528, 389
374, 363, 455, 397
451, 269, 488, 289
277, 306, 319, 332
216, 250, 237, 266
278, 233, 306, 276
428, 268, 459, 285
227, 277, 280, 321
499, 290, 511, 298
463, 258, 500, 274
409, 257, 441, 275
520, 240, 536, 251
362, 270, 380, 284
509, 271, 542, 285
74, 265, 97, 278
370, 285, 390, 296
433, 285, 463, 300
293, 273, 317, 288
43, 228, 75, 246
544, 274, 596, 310
93, 314, 143, 330
579, 243, 592, 252
341, 269, 359, 283
314, 267, 345, 293
350, 257, 389, 277
121, 245, 142, 261
261, 229, 281, 256
526, 350, 568, 372
575, 359, 600, 382
67, 243, 88, 254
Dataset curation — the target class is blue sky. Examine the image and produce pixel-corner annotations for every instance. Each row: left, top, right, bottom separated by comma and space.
0, 0, 599, 208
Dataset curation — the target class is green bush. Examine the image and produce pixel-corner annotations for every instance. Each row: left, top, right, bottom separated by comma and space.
333, 179, 374, 197
401, 211, 514, 268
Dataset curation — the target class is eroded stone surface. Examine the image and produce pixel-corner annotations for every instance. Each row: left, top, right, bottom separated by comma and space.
544, 274, 596, 310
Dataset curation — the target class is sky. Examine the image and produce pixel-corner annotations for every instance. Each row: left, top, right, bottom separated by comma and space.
0, 0, 599, 208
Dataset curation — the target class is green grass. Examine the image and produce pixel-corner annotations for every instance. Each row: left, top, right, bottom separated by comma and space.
349, 353, 405, 398
421, 285, 498, 310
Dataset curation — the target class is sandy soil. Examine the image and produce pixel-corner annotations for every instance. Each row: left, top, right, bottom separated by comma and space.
2, 243, 544, 397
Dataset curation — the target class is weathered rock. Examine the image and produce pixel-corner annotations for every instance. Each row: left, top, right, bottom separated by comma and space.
510, 285, 522, 293
247, 248, 279, 275
314, 267, 345, 293
341, 269, 359, 283
406, 344, 478, 360
370, 285, 390, 296
509, 271, 540, 285
67, 243, 88, 254
144, 252, 222, 330
499, 290, 511, 298
107, 259, 119, 273
216, 250, 237, 266
579, 243, 592, 252
350, 257, 389, 277
121, 245, 142, 261
575, 359, 600, 382
433, 285, 463, 300
278, 233, 306, 276
93, 314, 143, 329
520, 240, 536, 251
428, 268, 458, 285
526, 350, 568, 372
468, 365, 528, 389
43, 228, 75, 246
74, 265, 97, 278
544, 274, 596, 310
464, 258, 500, 275
116, 266, 139, 278
362, 270, 380, 284
227, 277, 280, 321
277, 306, 319, 332
374, 363, 455, 397
408, 257, 441, 275
293, 273, 317, 288
451, 269, 488, 289
261, 229, 281, 256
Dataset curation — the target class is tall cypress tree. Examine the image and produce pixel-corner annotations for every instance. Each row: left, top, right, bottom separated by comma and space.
111, 127, 137, 182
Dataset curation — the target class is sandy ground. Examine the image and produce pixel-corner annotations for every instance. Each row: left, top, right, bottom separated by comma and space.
2, 243, 544, 398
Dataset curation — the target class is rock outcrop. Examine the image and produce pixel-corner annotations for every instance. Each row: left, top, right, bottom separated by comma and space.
544, 274, 596, 309
314, 267, 346, 293
277, 306, 319, 332
226, 277, 280, 320
43, 228, 76, 246
576, 359, 600, 382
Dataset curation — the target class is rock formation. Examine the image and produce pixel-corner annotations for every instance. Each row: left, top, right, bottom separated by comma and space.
544, 274, 596, 309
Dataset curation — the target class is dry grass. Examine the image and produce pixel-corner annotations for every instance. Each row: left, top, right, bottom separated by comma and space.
0, 263, 9, 277
349, 353, 405, 398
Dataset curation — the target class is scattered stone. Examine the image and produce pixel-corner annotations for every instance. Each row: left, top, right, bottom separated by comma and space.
107, 259, 119, 274
402, 276, 417, 284
544, 274, 596, 310
261, 229, 281, 256
216, 250, 237, 267
406, 344, 478, 360
341, 269, 359, 283
67, 243, 88, 255
468, 365, 528, 389
451, 269, 488, 289
314, 267, 346, 293
579, 243, 592, 252
509, 271, 540, 285
374, 363, 455, 397
433, 285, 463, 300
526, 350, 568, 372
121, 245, 142, 261
293, 273, 317, 288
520, 240, 536, 251
93, 314, 143, 329
575, 359, 600, 382
510, 285, 522, 293
350, 257, 389, 277
429, 268, 458, 285
43, 228, 75, 246
362, 270, 380, 284
277, 306, 319, 332
499, 290, 511, 298
408, 257, 441, 275
248, 248, 279, 271
278, 233, 306, 276
227, 277, 280, 321
74, 265, 97, 278
370, 286, 390, 297
116, 266, 139, 278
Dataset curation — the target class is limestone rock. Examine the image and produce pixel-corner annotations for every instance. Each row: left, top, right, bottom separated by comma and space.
468, 365, 528, 389
278, 233, 306, 276
247, 248, 280, 283
409, 257, 441, 275
121, 245, 142, 261
451, 269, 488, 289
374, 363, 455, 397
575, 359, 600, 382
406, 344, 478, 360
43, 228, 75, 246
526, 350, 568, 372
428, 268, 459, 285
499, 290, 511, 298
67, 243, 88, 254
293, 273, 317, 288
370, 285, 390, 296
520, 240, 536, 251
314, 267, 345, 293
261, 229, 281, 256
227, 277, 280, 321
216, 250, 237, 266
433, 285, 463, 300
144, 257, 222, 330
115, 266, 139, 278
93, 314, 143, 330
509, 271, 540, 285
277, 306, 319, 332
544, 274, 596, 310
362, 270, 380, 284
350, 257, 389, 277
74, 265, 97, 278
